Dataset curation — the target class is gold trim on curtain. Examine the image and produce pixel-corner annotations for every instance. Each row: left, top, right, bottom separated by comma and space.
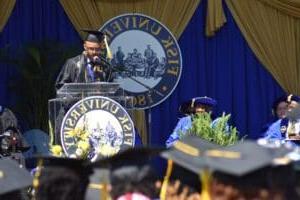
206, 0, 226, 37
225, 0, 300, 94
0, 0, 16, 32
59, 0, 201, 144
59, 0, 200, 39
258, 0, 300, 18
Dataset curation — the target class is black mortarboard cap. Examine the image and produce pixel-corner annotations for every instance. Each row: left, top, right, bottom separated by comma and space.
90, 147, 165, 199
32, 156, 93, 200
82, 29, 105, 43
91, 147, 165, 169
160, 137, 297, 200
32, 156, 92, 174
161, 136, 219, 174
0, 158, 32, 195
205, 141, 275, 176
161, 137, 289, 176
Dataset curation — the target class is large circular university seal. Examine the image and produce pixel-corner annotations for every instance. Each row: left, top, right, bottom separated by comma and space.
60, 96, 135, 161
100, 13, 182, 109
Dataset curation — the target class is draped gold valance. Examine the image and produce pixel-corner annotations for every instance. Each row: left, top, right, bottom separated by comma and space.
206, 0, 300, 94
206, 0, 226, 37
258, 0, 300, 18
225, 0, 300, 94
59, 0, 200, 39
0, 0, 16, 32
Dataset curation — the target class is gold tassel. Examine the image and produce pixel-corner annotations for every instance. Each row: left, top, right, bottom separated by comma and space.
32, 159, 44, 200
101, 183, 108, 200
89, 183, 110, 200
104, 35, 112, 60
287, 94, 293, 103
160, 159, 173, 200
201, 169, 211, 200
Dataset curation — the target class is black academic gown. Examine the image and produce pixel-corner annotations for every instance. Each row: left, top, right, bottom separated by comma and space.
55, 54, 114, 90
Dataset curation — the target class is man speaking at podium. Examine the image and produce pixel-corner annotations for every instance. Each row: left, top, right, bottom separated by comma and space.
53, 30, 143, 146
55, 29, 114, 90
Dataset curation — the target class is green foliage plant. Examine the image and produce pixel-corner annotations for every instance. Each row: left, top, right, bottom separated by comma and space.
182, 112, 239, 146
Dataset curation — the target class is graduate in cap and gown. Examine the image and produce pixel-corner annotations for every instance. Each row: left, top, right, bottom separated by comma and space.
55, 29, 114, 90
54, 29, 143, 146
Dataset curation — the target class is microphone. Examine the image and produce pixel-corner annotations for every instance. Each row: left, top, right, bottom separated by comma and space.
92, 56, 111, 67
92, 56, 101, 64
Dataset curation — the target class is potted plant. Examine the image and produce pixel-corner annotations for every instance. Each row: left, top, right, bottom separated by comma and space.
182, 112, 240, 146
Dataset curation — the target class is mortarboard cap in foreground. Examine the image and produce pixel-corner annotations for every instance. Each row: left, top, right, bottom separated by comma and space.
162, 137, 292, 176
91, 147, 165, 200
205, 140, 275, 176
0, 158, 32, 195
29, 156, 93, 176
32, 156, 93, 200
91, 147, 165, 169
161, 136, 220, 174
160, 137, 297, 200
82, 29, 105, 43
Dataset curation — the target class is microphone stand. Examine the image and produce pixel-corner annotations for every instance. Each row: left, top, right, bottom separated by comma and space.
95, 56, 164, 97
96, 56, 161, 145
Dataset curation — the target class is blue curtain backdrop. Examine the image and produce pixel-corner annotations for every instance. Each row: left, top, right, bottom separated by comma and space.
0, 0, 82, 107
0, 0, 285, 143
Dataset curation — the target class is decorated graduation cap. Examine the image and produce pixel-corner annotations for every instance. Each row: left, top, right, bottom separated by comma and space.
0, 158, 32, 195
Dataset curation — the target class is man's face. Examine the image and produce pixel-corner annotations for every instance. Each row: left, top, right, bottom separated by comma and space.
276, 101, 288, 119
195, 104, 212, 114
84, 41, 105, 58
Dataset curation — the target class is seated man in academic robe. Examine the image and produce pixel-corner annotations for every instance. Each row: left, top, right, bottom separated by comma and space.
264, 94, 300, 141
